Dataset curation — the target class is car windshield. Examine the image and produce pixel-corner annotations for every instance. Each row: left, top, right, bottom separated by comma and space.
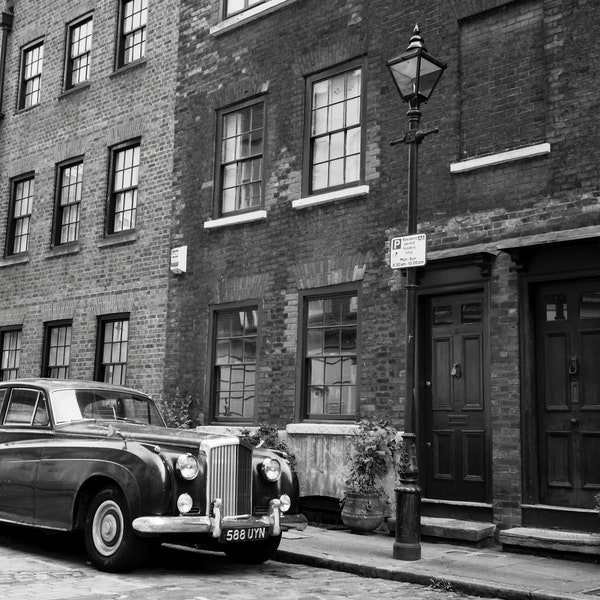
50, 389, 166, 426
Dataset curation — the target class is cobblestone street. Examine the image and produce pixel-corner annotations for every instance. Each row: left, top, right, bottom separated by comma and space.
0, 526, 497, 600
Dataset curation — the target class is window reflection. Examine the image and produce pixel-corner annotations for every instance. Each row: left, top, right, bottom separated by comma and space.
305, 293, 358, 417
461, 302, 482, 323
546, 295, 567, 321
580, 291, 600, 319
214, 308, 257, 420
433, 306, 452, 326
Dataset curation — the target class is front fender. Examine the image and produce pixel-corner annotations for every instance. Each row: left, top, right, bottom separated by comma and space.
35, 439, 171, 530
252, 449, 300, 513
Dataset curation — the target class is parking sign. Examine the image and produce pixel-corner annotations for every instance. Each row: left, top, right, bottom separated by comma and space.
390, 234, 427, 269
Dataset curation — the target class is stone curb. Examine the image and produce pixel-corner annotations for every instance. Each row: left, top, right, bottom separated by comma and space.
274, 549, 586, 600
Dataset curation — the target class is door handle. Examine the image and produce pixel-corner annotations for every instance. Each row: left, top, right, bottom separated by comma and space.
568, 357, 578, 376
451, 363, 462, 379
570, 418, 579, 426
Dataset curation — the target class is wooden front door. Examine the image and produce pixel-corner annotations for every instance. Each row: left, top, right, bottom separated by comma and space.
535, 279, 600, 508
422, 292, 489, 502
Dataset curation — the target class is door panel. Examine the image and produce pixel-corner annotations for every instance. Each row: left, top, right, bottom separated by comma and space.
423, 292, 489, 502
463, 430, 485, 481
463, 335, 483, 409
536, 279, 600, 507
432, 337, 452, 409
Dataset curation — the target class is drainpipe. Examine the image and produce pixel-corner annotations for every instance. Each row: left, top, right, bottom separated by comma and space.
0, 10, 14, 119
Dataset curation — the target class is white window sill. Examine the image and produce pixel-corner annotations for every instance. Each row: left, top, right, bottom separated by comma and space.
210, 0, 302, 36
204, 209, 267, 229
450, 142, 550, 174
292, 185, 369, 209
286, 423, 357, 436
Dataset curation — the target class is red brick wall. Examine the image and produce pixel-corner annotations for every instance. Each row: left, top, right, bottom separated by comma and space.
0, 0, 179, 399
169, 0, 600, 525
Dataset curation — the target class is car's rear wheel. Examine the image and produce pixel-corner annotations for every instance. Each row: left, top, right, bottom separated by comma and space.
84, 486, 148, 572
223, 534, 281, 564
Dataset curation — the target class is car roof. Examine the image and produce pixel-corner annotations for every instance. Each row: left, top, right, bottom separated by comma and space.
0, 378, 150, 397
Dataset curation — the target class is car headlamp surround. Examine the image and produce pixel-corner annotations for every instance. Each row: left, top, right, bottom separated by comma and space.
176, 453, 200, 480
279, 494, 291, 512
261, 457, 282, 482
177, 493, 193, 514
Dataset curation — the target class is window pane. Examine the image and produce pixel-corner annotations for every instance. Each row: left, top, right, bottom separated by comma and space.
312, 163, 328, 191
22, 43, 43, 108
58, 162, 83, 244
433, 306, 453, 326
11, 178, 34, 254
213, 308, 258, 420
328, 158, 344, 187
46, 324, 72, 379
581, 292, 600, 319
5, 391, 38, 424
1, 330, 22, 380
111, 145, 139, 232
462, 302, 482, 323
329, 132, 345, 160
219, 103, 264, 214
122, 0, 147, 65
100, 319, 128, 385
546, 295, 567, 321
328, 102, 344, 131
306, 330, 322, 356
69, 18, 93, 86
345, 154, 360, 183
304, 294, 358, 418
312, 107, 328, 136
309, 68, 362, 193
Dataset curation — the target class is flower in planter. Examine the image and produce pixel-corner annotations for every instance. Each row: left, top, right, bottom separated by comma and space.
343, 418, 399, 497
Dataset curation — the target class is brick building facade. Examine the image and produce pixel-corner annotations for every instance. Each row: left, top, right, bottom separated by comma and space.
0, 0, 179, 400
169, 0, 600, 547
1, 0, 598, 551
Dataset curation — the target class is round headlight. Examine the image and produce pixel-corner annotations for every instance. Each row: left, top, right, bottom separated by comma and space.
261, 457, 282, 482
176, 453, 200, 480
279, 494, 291, 513
177, 493, 193, 514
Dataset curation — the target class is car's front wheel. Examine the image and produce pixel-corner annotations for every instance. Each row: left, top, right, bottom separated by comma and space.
84, 486, 148, 572
223, 534, 282, 564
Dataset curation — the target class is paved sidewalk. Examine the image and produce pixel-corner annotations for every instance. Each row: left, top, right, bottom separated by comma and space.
276, 526, 600, 600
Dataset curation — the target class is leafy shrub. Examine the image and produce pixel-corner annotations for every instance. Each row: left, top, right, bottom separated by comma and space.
156, 388, 194, 429
241, 423, 297, 470
344, 418, 399, 496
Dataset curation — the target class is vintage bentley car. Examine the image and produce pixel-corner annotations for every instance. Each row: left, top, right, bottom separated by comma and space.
0, 379, 307, 572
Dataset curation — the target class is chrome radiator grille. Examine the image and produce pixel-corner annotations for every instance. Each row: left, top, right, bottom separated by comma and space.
206, 442, 252, 517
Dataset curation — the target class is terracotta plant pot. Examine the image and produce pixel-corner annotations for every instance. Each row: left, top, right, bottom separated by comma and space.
341, 491, 385, 533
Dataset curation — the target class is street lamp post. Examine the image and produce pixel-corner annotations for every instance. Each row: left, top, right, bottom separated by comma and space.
387, 25, 446, 562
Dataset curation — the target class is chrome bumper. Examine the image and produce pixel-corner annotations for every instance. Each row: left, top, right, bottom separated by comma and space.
132, 498, 308, 538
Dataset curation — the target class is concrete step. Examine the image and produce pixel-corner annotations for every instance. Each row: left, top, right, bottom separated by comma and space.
387, 516, 496, 545
500, 527, 600, 556
421, 516, 496, 543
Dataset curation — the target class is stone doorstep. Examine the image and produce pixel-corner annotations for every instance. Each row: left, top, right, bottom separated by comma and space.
387, 516, 496, 543
499, 527, 600, 555
421, 516, 497, 542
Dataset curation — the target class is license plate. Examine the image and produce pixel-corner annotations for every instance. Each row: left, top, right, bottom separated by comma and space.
220, 527, 268, 543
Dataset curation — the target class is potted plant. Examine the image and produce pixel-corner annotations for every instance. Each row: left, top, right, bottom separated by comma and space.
341, 418, 399, 533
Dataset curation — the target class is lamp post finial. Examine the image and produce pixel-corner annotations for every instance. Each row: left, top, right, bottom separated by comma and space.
407, 24, 426, 51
